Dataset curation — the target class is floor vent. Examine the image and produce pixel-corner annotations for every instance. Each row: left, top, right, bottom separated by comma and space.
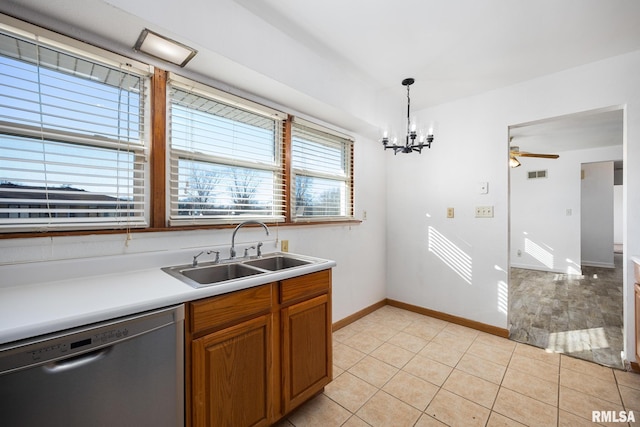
527, 169, 547, 179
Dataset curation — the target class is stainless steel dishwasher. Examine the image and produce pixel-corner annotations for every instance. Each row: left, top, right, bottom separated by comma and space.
0, 304, 184, 427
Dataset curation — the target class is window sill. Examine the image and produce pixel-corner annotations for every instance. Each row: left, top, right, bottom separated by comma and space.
0, 219, 363, 239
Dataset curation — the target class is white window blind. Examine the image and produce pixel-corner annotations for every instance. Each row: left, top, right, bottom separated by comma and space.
0, 29, 149, 232
168, 77, 286, 225
291, 118, 353, 220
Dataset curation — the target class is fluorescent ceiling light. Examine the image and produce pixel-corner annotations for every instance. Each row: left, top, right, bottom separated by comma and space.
134, 29, 197, 67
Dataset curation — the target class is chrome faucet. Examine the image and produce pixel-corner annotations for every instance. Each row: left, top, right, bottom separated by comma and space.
243, 246, 256, 258
230, 220, 270, 259
192, 250, 220, 267
192, 251, 204, 267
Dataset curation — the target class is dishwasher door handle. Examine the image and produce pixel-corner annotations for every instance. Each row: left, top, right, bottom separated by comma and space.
42, 347, 111, 374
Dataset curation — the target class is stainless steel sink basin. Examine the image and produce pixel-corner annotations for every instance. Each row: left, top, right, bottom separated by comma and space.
181, 263, 262, 284
162, 252, 324, 289
162, 262, 263, 287
243, 255, 311, 271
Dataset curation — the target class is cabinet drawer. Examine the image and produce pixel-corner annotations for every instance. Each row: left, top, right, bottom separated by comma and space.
280, 270, 331, 305
190, 284, 274, 335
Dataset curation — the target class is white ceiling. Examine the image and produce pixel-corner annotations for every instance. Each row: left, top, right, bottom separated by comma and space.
509, 108, 624, 154
235, 0, 640, 109
1, 0, 639, 141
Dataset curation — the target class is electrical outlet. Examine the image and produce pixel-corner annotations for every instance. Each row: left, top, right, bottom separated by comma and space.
475, 206, 494, 218
447, 207, 454, 218
281, 239, 289, 252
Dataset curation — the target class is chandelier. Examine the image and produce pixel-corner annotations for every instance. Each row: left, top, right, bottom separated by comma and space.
382, 78, 434, 154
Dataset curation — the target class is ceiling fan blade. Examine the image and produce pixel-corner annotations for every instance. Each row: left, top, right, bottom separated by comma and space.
515, 152, 559, 159
509, 145, 559, 159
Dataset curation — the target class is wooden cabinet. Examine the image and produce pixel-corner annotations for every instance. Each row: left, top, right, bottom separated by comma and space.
186, 269, 332, 427
192, 314, 272, 427
188, 284, 274, 427
281, 270, 332, 414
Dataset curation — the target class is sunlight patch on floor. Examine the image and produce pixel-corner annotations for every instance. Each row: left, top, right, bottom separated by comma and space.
546, 327, 609, 353
553, 273, 585, 281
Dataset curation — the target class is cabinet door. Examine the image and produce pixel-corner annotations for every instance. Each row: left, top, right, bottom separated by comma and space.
192, 314, 272, 427
282, 293, 332, 413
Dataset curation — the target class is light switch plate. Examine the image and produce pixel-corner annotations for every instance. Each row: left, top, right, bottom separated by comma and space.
479, 182, 489, 194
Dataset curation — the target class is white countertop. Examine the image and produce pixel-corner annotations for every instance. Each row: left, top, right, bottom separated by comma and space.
0, 252, 335, 346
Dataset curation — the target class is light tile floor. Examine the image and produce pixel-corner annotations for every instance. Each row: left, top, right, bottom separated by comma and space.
275, 305, 640, 427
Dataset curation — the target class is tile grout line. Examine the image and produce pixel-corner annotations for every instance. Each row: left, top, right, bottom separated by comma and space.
297, 308, 637, 427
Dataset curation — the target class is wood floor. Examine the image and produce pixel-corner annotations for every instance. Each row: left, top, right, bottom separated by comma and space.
509, 253, 624, 369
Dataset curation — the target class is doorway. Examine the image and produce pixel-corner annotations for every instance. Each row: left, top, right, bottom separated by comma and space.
507, 108, 624, 369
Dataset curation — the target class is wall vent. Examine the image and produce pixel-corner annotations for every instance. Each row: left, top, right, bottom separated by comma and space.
527, 170, 547, 179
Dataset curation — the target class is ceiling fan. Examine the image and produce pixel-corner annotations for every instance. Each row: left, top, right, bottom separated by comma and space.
509, 140, 559, 168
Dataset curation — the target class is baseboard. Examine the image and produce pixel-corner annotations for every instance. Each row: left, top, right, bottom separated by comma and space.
630, 362, 640, 373
332, 298, 509, 339
386, 299, 509, 338
332, 299, 386, 331
510, 263, 566, 274
581, 261, 616, 269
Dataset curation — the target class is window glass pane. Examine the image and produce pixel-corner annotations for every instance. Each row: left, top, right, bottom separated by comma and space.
171, 88, 275, 164
168, 83, 284, 225
0, 31, 147, 231
291, 121, 352, 220
292, 136, 345, 176
1, 135, 138, 195
0, 34, 143, 142
293, 175, 345, 217
175, 159, 279, 218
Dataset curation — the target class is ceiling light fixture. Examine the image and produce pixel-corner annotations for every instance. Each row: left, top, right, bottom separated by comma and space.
509, 155, 521, 168
382, 78, 434, 154
134, 29, 197, 67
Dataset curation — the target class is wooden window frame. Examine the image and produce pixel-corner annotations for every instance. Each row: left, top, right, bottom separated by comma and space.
0, 65, 359, 240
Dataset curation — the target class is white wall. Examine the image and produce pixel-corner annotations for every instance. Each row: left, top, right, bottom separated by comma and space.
510, 154, 581, 274
614, 185, 624, 245
581, 161, 615, 268
386, 49, 640, 363
510, 147, 621, 273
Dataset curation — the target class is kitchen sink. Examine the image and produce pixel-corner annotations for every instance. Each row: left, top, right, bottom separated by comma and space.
181, 263, 262, 284
243, 255, 311, 271
162, 252, 324, 289
162, 262, 263, 287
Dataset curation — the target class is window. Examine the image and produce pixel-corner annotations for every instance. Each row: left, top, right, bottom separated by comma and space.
0, 19, 357, 236
291, 118, 353, 220
167, 76, 286, 225
0, 29, 150, 232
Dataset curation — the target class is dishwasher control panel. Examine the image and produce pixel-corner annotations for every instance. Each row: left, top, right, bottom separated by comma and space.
26, 327, 129, 363
0, 306, 180, 375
